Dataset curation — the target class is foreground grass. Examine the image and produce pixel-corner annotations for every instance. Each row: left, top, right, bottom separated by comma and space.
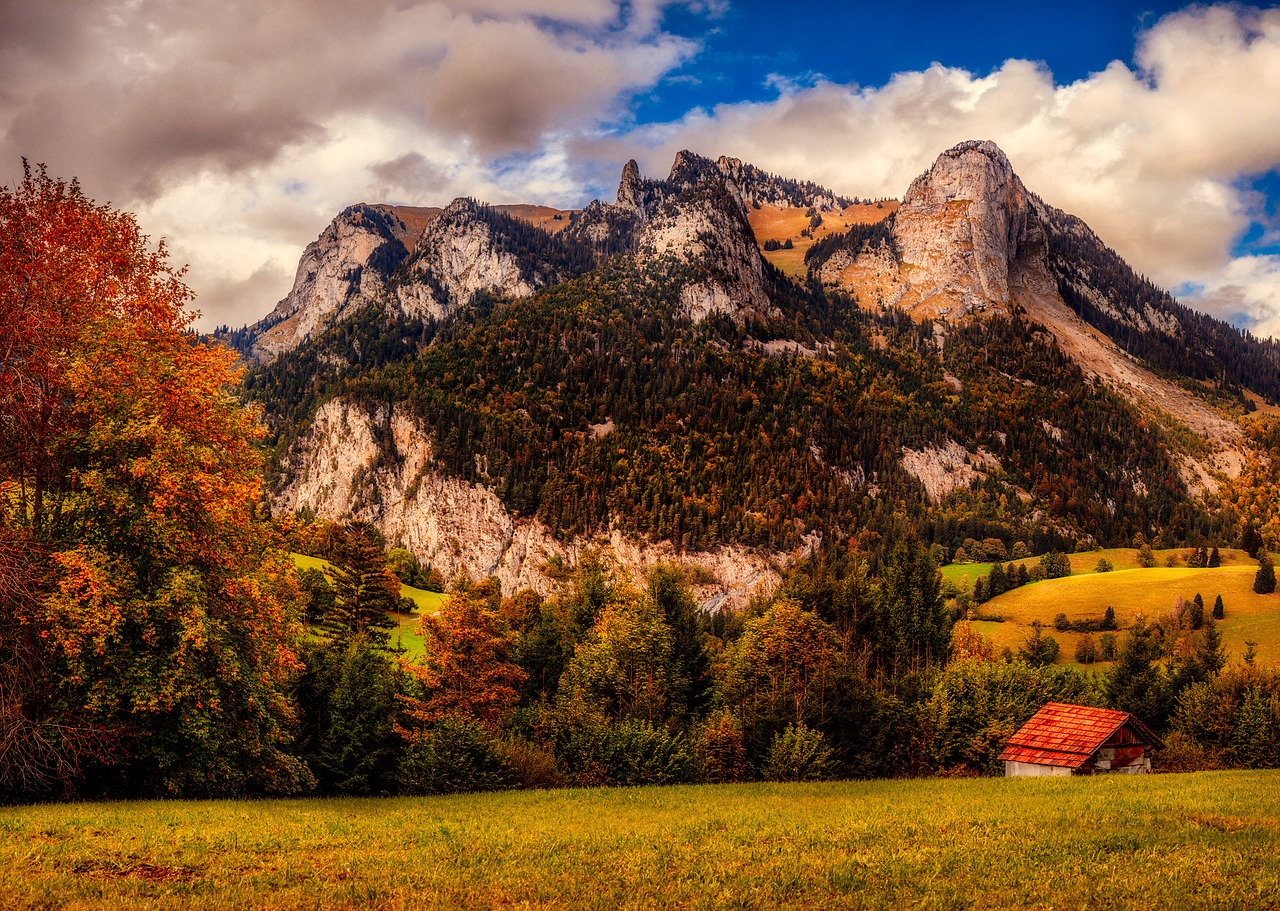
4, 772, 1280, 909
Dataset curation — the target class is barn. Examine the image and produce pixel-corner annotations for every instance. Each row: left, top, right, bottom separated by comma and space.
998, 702, 1162, 776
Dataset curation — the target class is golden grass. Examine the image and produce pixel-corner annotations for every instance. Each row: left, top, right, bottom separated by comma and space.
972, 553, 1279, 665
746, 202, 897, 277
4, 772, 1280, 910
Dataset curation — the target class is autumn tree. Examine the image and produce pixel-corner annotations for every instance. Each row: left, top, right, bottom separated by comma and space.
0, 163, 308, 798
400, 578, 525, 731
717, 599, 841, 754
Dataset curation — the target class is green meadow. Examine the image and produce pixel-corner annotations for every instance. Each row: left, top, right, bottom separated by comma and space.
291, 553, 448, 658
957, 548, 1280, 665
4, 772, 1279, 910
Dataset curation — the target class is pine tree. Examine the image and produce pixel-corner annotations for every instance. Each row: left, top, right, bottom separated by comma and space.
1212, 594, 1224, 620
1254, 552, 1276, 595
1190, 593, 1205, 629
325, 523, 399, 645
1102, 605, 1117, 631
1208, 547, 1221, 568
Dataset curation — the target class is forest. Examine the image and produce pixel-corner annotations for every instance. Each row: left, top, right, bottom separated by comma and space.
5, 164, 1280, 804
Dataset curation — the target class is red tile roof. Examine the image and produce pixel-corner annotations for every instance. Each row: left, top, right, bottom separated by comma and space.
998, 702, 1161, 769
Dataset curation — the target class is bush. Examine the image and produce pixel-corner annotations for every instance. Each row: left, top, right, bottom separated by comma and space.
763, 723, 837, 782
1138, 544, 1157, 568
497, 737, 564, 790
555, 718, 697, 787
1095, 558, 1113, 573
398, 715, 510, 795
1053, 612, 1071, 632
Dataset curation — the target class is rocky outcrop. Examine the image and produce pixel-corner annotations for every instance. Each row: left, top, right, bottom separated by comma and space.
886, 140, 1049, 319
394, 198, 545, 321
275, 397, 783, 610
251, 205, 418, 361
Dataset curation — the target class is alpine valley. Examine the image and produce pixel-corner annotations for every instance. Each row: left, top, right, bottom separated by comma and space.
221, 140, 1280, 610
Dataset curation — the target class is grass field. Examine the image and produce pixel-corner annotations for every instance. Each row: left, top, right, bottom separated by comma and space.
4, 772, 1279, 909
290, 553, 448, 658
960, 548, 1280, 665
747, 202, 897, 276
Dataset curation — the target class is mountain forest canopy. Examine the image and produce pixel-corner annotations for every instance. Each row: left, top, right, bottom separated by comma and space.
8, 140, 1280, 801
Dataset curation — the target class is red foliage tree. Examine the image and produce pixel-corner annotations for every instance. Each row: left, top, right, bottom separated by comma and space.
0, 163, 309, 798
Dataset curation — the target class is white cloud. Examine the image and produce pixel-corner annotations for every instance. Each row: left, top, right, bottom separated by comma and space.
0, 0, 699, 328
6, 2, 1280, 337
588, 4, 1280, 336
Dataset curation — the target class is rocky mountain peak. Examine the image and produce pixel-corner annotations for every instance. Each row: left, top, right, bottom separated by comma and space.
889, 139, 1043, 318
248, 203, 411, 362
615, 158, 650, 220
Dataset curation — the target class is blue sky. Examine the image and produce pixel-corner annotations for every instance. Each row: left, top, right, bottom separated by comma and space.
4, 1, 1279, 333
643, 2, 1192, 119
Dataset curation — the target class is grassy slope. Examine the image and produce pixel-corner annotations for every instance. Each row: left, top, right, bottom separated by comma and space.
4, 772, 1279, 910
958, 549, 1280, 664
747, 202, 897, 276
291, 553, 448, 658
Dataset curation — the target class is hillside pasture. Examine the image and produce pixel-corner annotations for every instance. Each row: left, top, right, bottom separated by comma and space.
747, 202, 897, 276
973, 558, 1279, 665
290, 553, 447, 658
3, 772, 1278, 910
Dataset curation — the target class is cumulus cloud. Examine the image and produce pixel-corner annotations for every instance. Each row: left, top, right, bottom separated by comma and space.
6, 1, 1280, 338
0, 0, 698, 327
586, 4, 1280, 335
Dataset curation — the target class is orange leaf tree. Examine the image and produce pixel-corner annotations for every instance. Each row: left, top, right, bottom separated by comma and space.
0, 163, 309, 798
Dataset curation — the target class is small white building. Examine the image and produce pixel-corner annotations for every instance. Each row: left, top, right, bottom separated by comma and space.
999, 702, 1161, 776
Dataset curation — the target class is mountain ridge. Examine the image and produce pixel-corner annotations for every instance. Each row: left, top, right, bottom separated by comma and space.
230, 140, 1278, 608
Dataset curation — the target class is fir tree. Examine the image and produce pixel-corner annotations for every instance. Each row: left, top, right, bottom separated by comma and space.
1212, 594, 1225, 620
1254, 552, 1276, 595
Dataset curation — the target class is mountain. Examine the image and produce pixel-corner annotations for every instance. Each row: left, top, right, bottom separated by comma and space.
234, 141, 1279, 608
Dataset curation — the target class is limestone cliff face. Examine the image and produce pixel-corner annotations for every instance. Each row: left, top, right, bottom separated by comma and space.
275, 397, 783, 609
887, 140, 1050, 319
636, 178, 777, 323
252, 205, 414, 361
394, 198, 545, 321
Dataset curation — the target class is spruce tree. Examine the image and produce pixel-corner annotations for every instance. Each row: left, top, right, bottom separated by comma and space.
324, 522, 399, 646
1208, 546, 1221, 568
1212, 594, 1224, 620
1254, 552, 1276, 595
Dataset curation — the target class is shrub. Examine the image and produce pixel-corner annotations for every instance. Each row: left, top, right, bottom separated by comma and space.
398, 715, 511, 795
1138, 544, 1157, 568
763, 723, 837, 782
1053, 612, 1071, 632
1095, 558, 1114, 573
497, 737, 564, 790
555, 718, 697, 787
